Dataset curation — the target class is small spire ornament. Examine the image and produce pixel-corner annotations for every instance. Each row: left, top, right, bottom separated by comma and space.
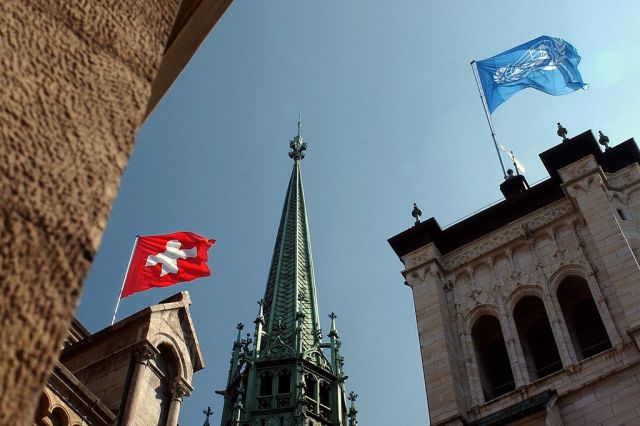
598, 130, 610, 150
289, 113, 307, 160
202, 407, 213, 426
557, 122, 568, 141
412, 203, 422, 225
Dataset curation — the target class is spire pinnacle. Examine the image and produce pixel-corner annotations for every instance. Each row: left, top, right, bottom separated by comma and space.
202, 407, 213, 426
289, 114, 307, 161
328, 312, 339, 339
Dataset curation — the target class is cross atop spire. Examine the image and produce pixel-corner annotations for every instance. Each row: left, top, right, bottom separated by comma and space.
289, 113, 307, 161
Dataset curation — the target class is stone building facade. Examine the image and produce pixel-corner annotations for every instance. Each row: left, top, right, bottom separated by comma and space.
33, 292, 203, 426
389, 130, 640, 425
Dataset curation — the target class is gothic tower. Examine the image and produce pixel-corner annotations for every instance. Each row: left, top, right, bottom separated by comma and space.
218, 121, 358, 426
389, 128, 640, 425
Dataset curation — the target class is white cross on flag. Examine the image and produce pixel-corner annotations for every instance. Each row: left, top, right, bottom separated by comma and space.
120, 232, 215, 298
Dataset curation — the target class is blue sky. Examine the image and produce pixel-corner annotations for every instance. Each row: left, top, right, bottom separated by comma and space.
78, 2, 640, 424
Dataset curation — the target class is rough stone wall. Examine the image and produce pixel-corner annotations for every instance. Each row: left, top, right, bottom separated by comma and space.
0, 1, 181, 423
402, 155, 640, 425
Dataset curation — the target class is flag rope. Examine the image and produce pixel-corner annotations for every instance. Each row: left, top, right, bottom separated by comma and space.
111, 236, 139, 325
470, 60, 507, 179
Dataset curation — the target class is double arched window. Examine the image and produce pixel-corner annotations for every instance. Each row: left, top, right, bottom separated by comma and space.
471, 274, 613, 402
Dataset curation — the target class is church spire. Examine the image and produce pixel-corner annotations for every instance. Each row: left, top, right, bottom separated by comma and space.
261, 117, 320, 356
218, 119, 354, 425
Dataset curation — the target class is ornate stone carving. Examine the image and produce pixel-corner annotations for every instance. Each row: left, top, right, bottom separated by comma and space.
605, 163, 640, 189
403, 244, 440, 270
443, 200, 573, 270
558, 155, 599, 183
566, 174, 604, 198
133, 341, 159, 363
171, 377, 192, 399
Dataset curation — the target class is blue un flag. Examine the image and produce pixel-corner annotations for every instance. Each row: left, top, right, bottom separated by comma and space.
476, 35, 588, 113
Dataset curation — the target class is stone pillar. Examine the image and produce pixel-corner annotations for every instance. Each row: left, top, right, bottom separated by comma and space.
0, 1, 184, 423
166, 377, 191, 426
405, 253, 467, 425
119, 343, 160, 425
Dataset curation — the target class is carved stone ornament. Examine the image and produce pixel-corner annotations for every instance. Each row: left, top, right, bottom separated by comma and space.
558, 155, 599, 183
443, 199, 573, 270
566, 174, 605, 198
171, 377, 192, 399
605, 164, 640, 189
134, 341, 159, 363
403, 244, 441, 270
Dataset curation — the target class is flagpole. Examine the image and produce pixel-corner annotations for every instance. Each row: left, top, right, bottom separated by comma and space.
470, 60, 507, 178
111, 236, 139, 326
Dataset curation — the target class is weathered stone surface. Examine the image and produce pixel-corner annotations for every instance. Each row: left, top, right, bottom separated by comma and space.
0, 0, 181, 423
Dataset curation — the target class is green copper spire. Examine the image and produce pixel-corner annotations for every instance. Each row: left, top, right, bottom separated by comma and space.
218, 119, 356, 425
260, 116, 321, 358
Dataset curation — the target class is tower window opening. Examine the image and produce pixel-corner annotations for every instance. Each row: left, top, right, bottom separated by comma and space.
259, 371, 273, 396
319, 381, 330, 406
305, 374, 317, 400
277, 369, 292, 394
514, 296, 562, 379
557, 276, 612, 359
471, 315, 515, 401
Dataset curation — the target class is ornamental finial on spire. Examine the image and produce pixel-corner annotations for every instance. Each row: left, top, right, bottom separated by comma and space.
289, 113, 307, 160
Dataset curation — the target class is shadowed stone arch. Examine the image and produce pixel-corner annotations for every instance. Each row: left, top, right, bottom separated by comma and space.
505, 284, 544, 313
465, 303, 500, 329
513, 295, 562, 380
548, 264, 588, 293
151, 333, 188, 381
49, 406, 70, 426
557, 275, 612, 360
470, 313, 516, 401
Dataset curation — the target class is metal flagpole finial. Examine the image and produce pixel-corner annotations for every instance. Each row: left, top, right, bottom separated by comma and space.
297, 112, 302, 137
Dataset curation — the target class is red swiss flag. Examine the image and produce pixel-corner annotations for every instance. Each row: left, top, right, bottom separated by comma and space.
121, 232, 215, 299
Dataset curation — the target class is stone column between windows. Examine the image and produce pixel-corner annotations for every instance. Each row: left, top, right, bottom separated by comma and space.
498, 305, 526, 389
120, 343, 160, 425
167, 377, 192, 426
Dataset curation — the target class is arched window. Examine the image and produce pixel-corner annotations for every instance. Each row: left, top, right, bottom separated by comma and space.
277, 369, 291, 394
259, 371, 274, 396
514, 296, 562, 379
49, 407, 69, 426
34, 392, 51, 425
557, 276, 612, 359
471, 315, 515, 401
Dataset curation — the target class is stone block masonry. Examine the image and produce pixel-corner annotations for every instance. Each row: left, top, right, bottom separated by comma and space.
0, 0, 181, 423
